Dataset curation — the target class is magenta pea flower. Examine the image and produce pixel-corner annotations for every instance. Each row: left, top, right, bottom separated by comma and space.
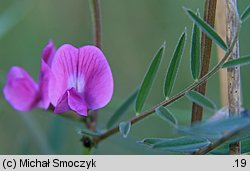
3, 40, 56, 111
48, 44, 114, 116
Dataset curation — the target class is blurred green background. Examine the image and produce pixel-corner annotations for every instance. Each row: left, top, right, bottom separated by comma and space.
0, 0, 250, 154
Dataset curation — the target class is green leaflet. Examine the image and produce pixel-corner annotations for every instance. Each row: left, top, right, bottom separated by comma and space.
223, 55, 250, 68
155, 106, 178, 127
151, 136, 210, 153
241, 4, 250, 22
184, 8, 228, 51
135, 43, 165, 114
164, 30, 186, 98
186, 90, 216, 111
119, 121, 131, 138
138, 138, 167, 146
179, 116, 250, 142
190, 10, 201, 80
107, 89, 138, 129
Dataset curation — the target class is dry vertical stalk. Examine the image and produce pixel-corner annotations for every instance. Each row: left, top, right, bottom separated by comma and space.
215, 0, 228, 106
226, 0, 241, 154
191, 0, 217, 124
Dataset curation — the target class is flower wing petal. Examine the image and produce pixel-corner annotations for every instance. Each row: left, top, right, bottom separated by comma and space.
38, 60, 51, 109
42, 39, 56, 67
54, 90, 70, 114
38, 40, 56, 109
68, 88, 88, 116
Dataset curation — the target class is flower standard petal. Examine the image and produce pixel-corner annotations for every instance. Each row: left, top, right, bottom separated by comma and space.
79, 46, 113, 110
3, 66, 39, 111
49, 44, 79, 107
49, 44, 113, 116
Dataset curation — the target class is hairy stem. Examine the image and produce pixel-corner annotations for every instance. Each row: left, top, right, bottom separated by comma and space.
191, 0, 217, 124
226, 0, 241, 154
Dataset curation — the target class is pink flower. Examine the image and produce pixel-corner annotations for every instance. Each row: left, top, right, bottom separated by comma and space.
3, 40, 56, 111
49, 44, 113, 116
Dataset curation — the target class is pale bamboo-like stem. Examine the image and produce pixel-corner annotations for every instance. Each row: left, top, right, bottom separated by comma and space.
226, 0, 241, 154
215, 0, 228, 106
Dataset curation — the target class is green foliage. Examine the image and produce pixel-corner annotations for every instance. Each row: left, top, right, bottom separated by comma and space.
142, 136, 210, 153
190, 10, 201, 80
180, 117, 250, 140
138, 138, 166, 146
223, 55, 250, 68
107, 89, 138, 129
211, 139, 250, 154
184, 8, 228, 51
139, 109, 250, 154
164, 30, 186, 98
186, 90, 217, 111
135, 43, 165, 114
155, 106, 177, 128
241, 4, 250, 22
119, 121, 131, 138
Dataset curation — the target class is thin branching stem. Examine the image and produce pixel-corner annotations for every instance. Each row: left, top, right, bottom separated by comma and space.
94, 16, 240, 144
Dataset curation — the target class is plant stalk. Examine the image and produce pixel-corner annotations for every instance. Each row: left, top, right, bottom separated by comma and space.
191, 0, 217, 124
81, 0, 102, 151
215, 0, 228, 106
89, 0, 102, 49
85, 0, 102, 132
226, 0, 241, 154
